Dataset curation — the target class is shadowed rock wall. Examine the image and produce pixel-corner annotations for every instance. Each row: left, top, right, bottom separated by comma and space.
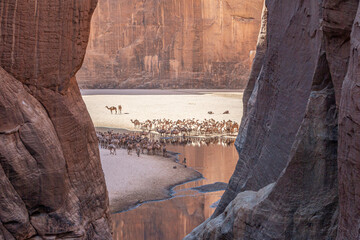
76, 0, 264, 89
185, 0, 360, 239
337, 3, 360, 239
0, 1, 112, 239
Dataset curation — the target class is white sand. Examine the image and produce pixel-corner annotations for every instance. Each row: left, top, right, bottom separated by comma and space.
100, 148, 202, 212
82, 90, 243, 130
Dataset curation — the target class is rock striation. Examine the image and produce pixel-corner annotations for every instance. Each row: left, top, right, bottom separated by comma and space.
186, 0, 360, 239
76, 0, 264, 89
0, 1, 112, 239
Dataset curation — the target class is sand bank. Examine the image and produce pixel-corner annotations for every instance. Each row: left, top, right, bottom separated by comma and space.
100, 148, 202, 212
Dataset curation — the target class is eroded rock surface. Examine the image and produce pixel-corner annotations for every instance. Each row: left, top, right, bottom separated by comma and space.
76, 0, 264, 89
0, 1, 112, 239
337, 3, 360, 239
186, 0, 360, 239
186, 62, 339, 240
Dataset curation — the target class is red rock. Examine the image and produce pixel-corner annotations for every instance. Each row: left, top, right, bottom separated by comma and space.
0, 1, 112, 239
337, 3, 360, 239
76, 0, 264, 89
187, 0, 360, 239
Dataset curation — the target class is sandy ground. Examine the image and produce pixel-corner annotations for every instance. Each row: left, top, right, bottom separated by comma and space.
83, 90, 241, 212
82, 89, 243, 130
100, 148, 202, 212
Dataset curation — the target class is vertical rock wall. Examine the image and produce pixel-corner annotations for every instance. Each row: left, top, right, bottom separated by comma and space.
186, 0, 360, 239
0, 1, 112, 239
76, 0, 264, 89
337, 3, 360, 239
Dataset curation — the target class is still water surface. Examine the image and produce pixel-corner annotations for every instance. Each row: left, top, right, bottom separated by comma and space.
111, 144, 238, 240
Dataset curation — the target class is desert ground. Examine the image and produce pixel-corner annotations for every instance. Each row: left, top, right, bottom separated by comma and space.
82, 89, 243, 131
82, 89, 242, 212
100, 148, 202, 212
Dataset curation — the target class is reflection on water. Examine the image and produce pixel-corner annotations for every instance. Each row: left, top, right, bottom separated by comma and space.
111, 144, 238, 240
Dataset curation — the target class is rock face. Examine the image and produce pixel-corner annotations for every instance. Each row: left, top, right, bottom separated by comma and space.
186, 0, 360, 239
0, 1, 112, 239
337, 3, 360, 239
76, 0, 264, 89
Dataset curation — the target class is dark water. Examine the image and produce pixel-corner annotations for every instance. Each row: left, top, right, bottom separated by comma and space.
111, 144, 238, 240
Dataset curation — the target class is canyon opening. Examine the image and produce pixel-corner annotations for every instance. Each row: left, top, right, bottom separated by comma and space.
1, 0, 360, 240
78, 0, 263, 239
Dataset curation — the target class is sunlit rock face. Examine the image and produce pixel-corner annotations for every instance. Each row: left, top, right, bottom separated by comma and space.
0, 1, 112, 239
186, 0, 360, 239
76, 0, 264, 89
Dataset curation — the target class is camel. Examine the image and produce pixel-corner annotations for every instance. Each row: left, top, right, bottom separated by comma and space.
127, 143, 133, 155
131, 119, 141, 128
118, 105, 122, 114
136, 144, 141, 157
147, 144, 153, 155
111, 139, 120, 148
105, 106, 117, 114
108, 144, 117, 155
162, 144, 167, 157
208, 111, 214, 115
223, 110, 230, 114
152, 143, 161, 155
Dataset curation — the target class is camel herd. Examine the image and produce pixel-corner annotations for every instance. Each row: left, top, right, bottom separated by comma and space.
97, 131, 166, 157
130, 118, 240, 137
105, 105, 122, 114
97, 130, 236, 157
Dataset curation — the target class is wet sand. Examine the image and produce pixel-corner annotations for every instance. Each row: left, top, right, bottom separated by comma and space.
100, 148, 202, 213
111, 144, 239, 240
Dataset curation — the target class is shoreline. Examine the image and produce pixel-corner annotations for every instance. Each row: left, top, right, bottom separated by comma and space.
115, 171, 204, 214
100, 147, 203, 213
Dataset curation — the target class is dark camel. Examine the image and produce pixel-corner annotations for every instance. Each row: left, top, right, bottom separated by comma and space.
106, 106, 117, 114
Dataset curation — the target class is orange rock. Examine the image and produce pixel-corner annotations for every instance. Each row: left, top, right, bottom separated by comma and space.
77, 0, 264, 89
0, 1, 112, 238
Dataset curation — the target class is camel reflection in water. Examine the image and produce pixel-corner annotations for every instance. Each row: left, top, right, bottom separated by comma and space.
96, 129, 236, 157
111, 143, 239, 240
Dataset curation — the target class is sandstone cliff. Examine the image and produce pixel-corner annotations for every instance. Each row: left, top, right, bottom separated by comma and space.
0, 1, 112, 239
186, 0, 360, 239
76, 0, 264, 89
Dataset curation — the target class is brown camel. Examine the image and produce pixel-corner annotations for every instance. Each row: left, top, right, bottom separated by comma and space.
131, 119, 140, 128
106, 106, 117, 114
118, 105, 122, 114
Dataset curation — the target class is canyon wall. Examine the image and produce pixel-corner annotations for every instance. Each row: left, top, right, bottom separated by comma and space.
76, 0, 264, 89
186, 0, 360, 239
0, 1, 112, 239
